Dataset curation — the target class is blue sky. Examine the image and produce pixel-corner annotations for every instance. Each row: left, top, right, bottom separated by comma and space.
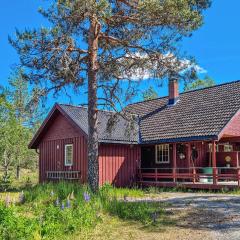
1, 1, 240, 106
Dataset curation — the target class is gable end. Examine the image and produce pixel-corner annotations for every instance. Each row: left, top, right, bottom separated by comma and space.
29, 104, 87, 149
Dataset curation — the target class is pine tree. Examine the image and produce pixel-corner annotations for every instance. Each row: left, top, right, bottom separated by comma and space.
0, 68, 44, 179
184, 75, 215, 92
10, 0, 211, 191
142, 86, 158, 100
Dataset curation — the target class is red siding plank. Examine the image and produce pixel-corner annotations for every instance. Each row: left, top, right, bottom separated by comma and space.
98, 144, 141, 187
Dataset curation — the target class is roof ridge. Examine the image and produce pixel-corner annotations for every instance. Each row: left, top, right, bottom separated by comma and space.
182, 79, 240, 94
127, 79, 240, 107
59, 103, 87, 109
59, 103, 117, 114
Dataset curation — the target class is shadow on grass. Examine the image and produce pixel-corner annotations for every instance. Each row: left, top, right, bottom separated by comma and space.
106, 192, 240, 234
104, 199, 177, 233
149, 195, 240, 232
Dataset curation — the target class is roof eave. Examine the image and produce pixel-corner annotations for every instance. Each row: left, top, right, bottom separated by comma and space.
139, 135, 219, 145
99, 139, 138, 145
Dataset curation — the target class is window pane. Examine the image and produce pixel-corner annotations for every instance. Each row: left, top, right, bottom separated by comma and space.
65, 145, 73, 165
156, 144, 169, 163
224, 144, 233, 152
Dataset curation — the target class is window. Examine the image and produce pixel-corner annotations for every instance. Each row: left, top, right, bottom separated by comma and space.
208, 144, 219, 152
224, 144, 233, 152
155, 144, 170, 164
65, 144, 73, 166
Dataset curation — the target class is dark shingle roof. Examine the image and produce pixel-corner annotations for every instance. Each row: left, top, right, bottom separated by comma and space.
125, 80, 240, 143
29, 80, 240, 149
59, 104, 139, 144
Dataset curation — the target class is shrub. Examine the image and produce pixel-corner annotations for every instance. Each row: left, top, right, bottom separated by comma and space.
0, 203, 39, 240
0, 172, 12, 192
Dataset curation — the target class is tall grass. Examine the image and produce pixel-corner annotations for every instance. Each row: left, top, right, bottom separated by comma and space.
0, 182, 166, 240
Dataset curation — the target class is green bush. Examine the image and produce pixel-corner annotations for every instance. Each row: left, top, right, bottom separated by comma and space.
0, 172, 12, 192
0, 203, 39, 240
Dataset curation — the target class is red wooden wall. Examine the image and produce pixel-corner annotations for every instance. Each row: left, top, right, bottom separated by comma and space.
39, 112, 87, 182
141, 142, 209, 169
216, 152, 239, 167
39, 137, 87, 182
38, 111, 141, 187
99, 144, 141, 187
221, 110, 240, 137
176, 142, 209, 168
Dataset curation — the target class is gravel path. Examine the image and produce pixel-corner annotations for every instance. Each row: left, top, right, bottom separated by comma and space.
130, 192, 240, 240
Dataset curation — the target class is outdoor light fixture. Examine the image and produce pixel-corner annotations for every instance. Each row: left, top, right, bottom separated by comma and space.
179, 153, 185, 160
225, 156, 231, 162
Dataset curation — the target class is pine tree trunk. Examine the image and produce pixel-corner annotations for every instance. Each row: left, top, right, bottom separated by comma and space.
87, 16, 100, 192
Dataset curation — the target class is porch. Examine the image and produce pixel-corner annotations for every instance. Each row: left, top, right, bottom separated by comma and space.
139, 140, 240, 189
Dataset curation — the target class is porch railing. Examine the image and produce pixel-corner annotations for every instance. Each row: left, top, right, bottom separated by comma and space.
46, 171, 81, 180
139, 167, 240, 187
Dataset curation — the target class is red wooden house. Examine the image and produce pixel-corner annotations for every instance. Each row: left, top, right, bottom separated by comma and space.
29, 80, 240, 189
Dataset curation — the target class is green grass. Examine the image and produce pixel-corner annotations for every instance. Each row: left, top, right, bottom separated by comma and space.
0, 168, 38, 191
100, 183, 145, 198
143, 185, 240, 195
0, 182, 169, 240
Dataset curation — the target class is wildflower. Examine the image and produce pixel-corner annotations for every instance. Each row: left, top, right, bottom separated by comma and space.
55, 197, 60, 206
70, 191, 75, 200
5, 195, 10, 207
83, 192, 90, 202
19, 191, 24, 203
66, 198, 71, 208
96, 212, 101, 220
61, 202, 65, 210
39, 214, 44, 226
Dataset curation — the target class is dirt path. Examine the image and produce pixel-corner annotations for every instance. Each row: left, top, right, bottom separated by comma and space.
135, 192, 240, 240
79, 192, 240, 240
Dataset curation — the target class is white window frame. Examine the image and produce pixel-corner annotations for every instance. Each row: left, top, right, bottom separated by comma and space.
155, 144, 170, 164
64, 144, 73, 166
208, 143, 219, 152
224, 144, 233, 152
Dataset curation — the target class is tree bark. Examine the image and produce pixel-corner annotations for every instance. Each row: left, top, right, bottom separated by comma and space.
87, 16, 100, 192
3, 150, 9, 182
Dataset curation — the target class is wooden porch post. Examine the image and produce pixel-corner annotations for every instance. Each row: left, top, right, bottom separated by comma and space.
173, 143, 177, 182
187, 143, 195, 183
187, 143, 191, 169
212, 140, 217, 185
236, 152, 240, 187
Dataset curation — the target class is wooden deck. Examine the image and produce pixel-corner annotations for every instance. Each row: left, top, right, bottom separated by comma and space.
138, 167, 240, 190
139, 181, 239, 190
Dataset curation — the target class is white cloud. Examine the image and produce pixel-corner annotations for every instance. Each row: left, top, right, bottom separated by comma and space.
180, 59, 207, 74
193, 65, 207, 74
120, 52, 207, 81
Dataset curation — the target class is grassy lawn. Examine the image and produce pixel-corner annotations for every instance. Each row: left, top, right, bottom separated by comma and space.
0, 179, 219, 240
0, 168, 38, 190
1, 171, 240, 240
0, 182, 174, 240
